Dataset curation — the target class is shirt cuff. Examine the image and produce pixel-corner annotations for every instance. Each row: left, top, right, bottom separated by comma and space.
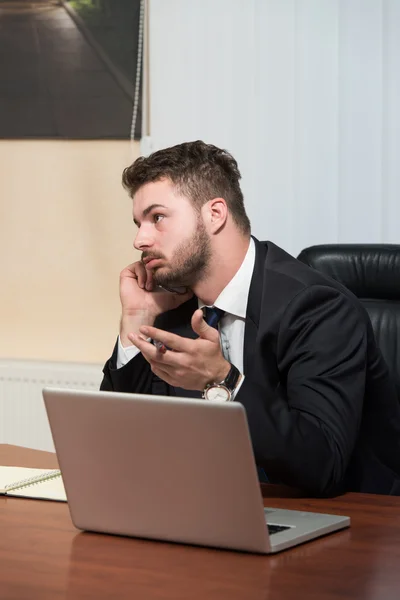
116, 336, 141, 369
231, 373, 245, 400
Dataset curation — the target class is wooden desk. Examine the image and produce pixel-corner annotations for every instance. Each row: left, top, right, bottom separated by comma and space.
1, 444, 400, 600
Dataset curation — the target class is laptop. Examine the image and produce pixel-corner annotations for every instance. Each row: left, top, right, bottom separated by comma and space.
42, 388, 350, 554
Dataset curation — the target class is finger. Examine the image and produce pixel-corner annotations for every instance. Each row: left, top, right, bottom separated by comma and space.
144, 268, 154, 291
149, 363, 175, 385
128, 334, 158, 360
122, 261, 147, 289
191, 309, 219, 341
129, 333, 180, 365
138, 326, 190, 352
134, 261, 147, 289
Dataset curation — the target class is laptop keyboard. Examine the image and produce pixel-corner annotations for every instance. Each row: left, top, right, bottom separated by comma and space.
267, 524, 291, 535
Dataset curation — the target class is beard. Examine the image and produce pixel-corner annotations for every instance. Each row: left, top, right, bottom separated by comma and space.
143, 219, 212, 288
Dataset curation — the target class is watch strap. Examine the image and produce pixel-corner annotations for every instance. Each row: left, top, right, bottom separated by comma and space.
220, 363, 240, 392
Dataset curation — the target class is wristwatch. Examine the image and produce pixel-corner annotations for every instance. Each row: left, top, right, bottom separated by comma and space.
202, 363, 241, 402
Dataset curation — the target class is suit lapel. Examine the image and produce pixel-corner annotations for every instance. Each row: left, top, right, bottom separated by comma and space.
243, 239, 267, 375
167, 296, 199, 340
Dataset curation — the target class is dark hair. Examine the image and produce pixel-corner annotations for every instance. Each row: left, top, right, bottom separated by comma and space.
122, 140, 251, 235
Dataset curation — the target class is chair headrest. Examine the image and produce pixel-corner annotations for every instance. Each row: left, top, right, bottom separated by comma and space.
297, 244, 400, 300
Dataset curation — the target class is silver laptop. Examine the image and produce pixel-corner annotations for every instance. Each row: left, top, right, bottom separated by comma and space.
42, 388, 350, 554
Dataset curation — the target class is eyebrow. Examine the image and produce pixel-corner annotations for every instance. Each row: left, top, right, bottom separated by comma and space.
133, 203, 168, 226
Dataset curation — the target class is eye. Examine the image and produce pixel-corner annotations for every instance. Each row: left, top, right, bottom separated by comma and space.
153, 214, 164, 223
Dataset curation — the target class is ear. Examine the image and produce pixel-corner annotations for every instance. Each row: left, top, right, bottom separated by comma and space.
203, 198, 228, 233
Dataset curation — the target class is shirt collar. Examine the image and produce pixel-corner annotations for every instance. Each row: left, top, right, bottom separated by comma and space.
198, 238, 256, 319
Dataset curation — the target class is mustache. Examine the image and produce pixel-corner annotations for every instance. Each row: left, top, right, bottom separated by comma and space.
141, 251, 166, 263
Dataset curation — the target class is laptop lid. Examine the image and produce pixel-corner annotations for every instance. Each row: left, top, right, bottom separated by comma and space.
43, 388, 350, 554
43, 388, 271, 553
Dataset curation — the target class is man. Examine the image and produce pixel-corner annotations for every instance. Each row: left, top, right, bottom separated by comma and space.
101, 140, 400, 497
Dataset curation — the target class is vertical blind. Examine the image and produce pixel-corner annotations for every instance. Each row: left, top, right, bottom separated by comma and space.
148, 0, 400, 256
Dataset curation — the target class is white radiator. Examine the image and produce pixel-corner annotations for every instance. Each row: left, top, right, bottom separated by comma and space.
0, 359, 103, 452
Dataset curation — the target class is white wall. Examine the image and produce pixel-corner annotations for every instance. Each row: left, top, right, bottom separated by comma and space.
147, 0, 400, 256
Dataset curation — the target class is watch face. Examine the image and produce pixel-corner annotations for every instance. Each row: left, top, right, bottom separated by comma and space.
204, 385, 231, 402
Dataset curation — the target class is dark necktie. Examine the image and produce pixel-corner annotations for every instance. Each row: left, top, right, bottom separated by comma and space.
203, 306, 225, 329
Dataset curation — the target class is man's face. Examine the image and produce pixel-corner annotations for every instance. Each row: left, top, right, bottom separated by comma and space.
133, 179, 211, 288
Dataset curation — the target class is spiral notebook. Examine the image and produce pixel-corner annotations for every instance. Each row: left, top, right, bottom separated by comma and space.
0, 466, 67, 502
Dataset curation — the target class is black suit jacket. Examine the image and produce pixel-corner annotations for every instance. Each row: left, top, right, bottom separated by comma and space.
101, 239, 400, 496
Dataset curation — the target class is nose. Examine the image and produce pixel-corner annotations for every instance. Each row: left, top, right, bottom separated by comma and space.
133, 226, 153, 251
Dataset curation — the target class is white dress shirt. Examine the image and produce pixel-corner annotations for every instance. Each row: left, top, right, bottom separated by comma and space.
117, 238, 256, 388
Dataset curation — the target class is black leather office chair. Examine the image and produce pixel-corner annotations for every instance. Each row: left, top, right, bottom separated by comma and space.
297, 244, 400, 402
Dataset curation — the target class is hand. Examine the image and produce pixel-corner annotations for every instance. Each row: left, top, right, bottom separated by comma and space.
119, 261, 193, 346
128, 308, 231, 391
